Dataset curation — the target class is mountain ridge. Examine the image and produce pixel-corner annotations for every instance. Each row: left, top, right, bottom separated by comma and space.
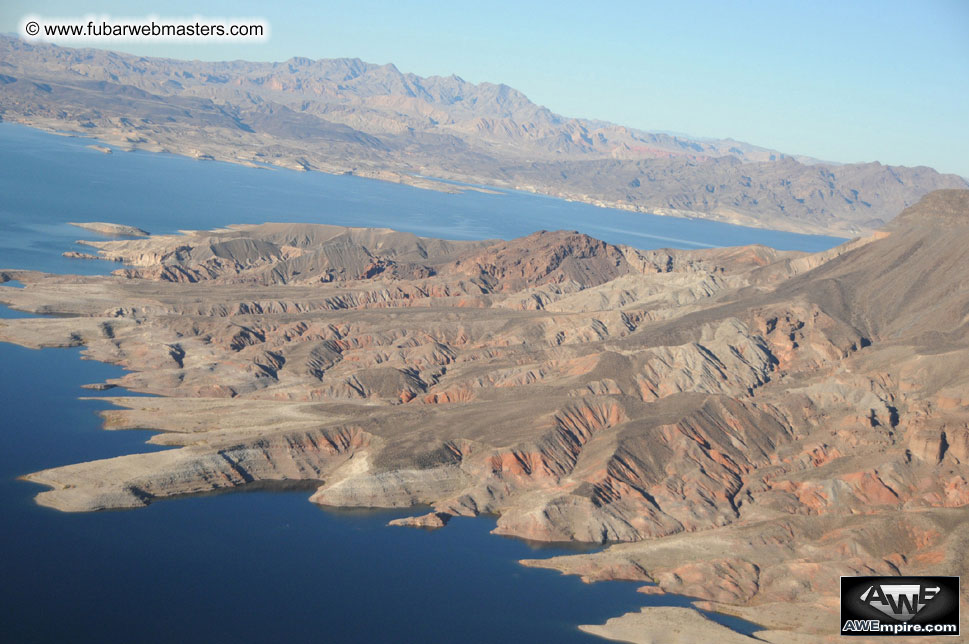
2, 191, 969, 641
2, 34, 966, 236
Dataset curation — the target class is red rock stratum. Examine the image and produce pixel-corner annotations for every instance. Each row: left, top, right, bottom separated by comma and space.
2, 190, 969, 641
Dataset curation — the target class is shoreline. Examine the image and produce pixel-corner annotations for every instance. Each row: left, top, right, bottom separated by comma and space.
0, 300, 685, 643
1, 118, 852, 238
3, 131, 965, 641
0, 225, 799, 643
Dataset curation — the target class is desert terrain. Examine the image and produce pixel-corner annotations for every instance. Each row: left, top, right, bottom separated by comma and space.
2, 34, 966, 237
1, 190, 968, 641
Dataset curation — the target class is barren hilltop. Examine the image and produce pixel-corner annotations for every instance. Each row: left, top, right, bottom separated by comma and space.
1, 189, 968, 641
2, 34, 966, 236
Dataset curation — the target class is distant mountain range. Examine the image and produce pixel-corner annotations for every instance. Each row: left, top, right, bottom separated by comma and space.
1, 34, 965, 235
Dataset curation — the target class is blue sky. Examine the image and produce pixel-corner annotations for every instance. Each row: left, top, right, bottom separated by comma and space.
3, 0, 967, 177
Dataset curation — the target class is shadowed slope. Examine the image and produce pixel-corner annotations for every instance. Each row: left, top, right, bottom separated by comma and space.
2, 191, 969, 641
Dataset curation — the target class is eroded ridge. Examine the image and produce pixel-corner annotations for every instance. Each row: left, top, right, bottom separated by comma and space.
3, 190, 969, 640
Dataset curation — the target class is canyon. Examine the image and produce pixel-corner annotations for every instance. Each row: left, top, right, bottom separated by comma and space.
1, 190, 968, 641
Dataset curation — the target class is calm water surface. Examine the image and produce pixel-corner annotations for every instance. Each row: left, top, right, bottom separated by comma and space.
0, 124, 834, 643
0, 122, 843, 277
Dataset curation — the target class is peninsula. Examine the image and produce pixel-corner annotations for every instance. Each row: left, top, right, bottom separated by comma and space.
2, 190, 968, 641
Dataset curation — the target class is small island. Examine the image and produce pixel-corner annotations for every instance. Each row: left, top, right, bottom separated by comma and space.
69, 221, 150, 237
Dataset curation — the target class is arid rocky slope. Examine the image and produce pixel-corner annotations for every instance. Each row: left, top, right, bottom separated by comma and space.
2, 34, 966, 236
2, 191, 969, 641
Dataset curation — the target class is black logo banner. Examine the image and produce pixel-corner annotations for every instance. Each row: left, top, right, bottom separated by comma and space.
841, 576, 960, 636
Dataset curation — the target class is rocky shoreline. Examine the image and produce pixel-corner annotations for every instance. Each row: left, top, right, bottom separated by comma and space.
2, 192, 968, 640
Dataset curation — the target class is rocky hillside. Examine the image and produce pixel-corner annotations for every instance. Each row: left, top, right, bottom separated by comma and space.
2, 190, 969, 640
2, 34, 966, 236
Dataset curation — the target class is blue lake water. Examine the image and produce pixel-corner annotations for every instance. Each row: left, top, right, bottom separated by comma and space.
0, 123, 839, 642
0, 123, 843, 277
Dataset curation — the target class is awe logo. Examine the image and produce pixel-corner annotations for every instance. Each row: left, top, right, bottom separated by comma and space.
859, 583, 940, 621
841, 576, 960, 637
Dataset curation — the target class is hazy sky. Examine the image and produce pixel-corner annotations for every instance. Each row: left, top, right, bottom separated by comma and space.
3, 0, 968, 177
